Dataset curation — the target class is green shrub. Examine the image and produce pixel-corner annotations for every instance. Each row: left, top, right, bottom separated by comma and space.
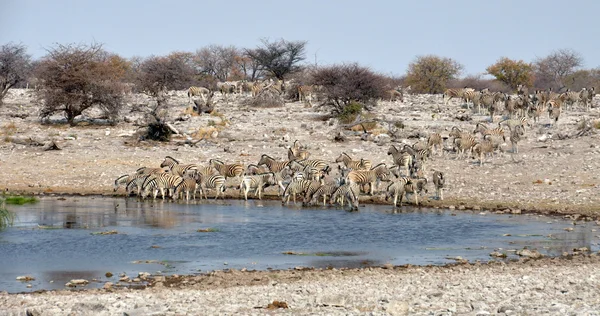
0, 203, 15, 229
338, 102, 363, 124
4, 195, 38, 205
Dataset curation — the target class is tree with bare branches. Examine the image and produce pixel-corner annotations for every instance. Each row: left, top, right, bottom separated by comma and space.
405, 55, 463, 94
534, 49, 583, 91
36, 43, 126, 125
311, 63, 387, 112
245, 38, 307, 88
0, 43, 32, 106
194, 45, 240, 81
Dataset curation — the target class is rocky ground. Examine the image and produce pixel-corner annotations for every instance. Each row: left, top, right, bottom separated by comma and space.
1, 89, 600, 314
2, 255, 600, 315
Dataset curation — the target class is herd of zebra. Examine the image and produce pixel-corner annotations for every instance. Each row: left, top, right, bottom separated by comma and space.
113, 140, 446, 210
187, 79, 317, 104
443, 85, 595, 124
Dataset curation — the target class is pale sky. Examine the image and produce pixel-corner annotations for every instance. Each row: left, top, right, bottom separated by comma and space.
1, 0, 598, 77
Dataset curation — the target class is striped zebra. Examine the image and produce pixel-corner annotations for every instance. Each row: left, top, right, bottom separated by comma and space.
141, 173, 184, 200
335, 152, 372, 170
547, 99, 562, 126
305, 180, 342, 206
257, 154, 290, 172
387, 145, 413, 176
282, 178, 323, 205
209, 159, 244, 180
239, 172, 277, 200
114, 174, 137, 194
579, 88, 593, 111
472, 137, 495, 166
194, 173, 226, 200
173, 176, 198, 201
530, 102, 547, 124
443, 87, 474, 106
427, 133, 444, 157
346, 163, 391, 196
473, 122, 505, 141
498, 117, 528, 133
187, 86, 210, 103
385, 177, 422, 207
509, 125, 525, 153
432, 171, 445, 201
245, 164, 270, 175
449, 127, 477, 159
480, 91, 506, 123
160, 156, 198, 177
330, 183, 360, 210
560, 89, 581, 111
136, 166, 168, 175
295, 158, 330, 173
461, 89, 480, 111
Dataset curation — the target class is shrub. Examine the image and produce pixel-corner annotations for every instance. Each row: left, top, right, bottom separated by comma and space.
486, 57, 534, 91
311, 63, 387, 112
338, 102, 362, 124
405, 55, 463, 94
36, 43, 125, 125
4, 195, 38, 205
0, 202, 15, 229
0, 43, 32, 106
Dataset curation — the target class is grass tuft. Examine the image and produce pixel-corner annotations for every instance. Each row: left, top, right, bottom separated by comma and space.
3, 195, 39, 205
0, 203, 15, 229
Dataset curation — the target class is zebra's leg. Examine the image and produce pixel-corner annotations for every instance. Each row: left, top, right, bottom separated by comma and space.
440, 189, 444, 201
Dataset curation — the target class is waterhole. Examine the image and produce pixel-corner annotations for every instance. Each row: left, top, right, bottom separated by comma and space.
0, 196, 595, 293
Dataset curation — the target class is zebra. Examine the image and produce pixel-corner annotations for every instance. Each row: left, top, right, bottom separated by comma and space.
330, 183, 360, 210
125, 173, 152, 196
480, 91, 506, 123
305, 180, 342, 206
461, 89, 480, 111
385, 177, 422, 207
443, 87, 474, 106
547, 99, 562, 126
288, 141, 311, 161
209, 159, 244, 180
141, 173, 184, 200
498, 117, 528, 133
560, 89, 581, 111
510, 125, 525, 154
335, 152, 372, 170
113, 174, 141, 194
472, 137, 495, 166
160, 156, 198, 177
387, 145, 413, 176
295, 158, 330, 173
194, 173, 226, 200
257, 154, 290, 172
579, 88, 592, 111
173, 176, 198, 201
187, 86, 210, 103
517, 84, 529, 96
427, 133, 444, 157
245, 164, 270, 175
449, 127, 477, 159
239, 172, 277, 201
136, 166, 168, 175
432, 171, 445, 201
346, 163, 391, 196
281, 177, 323, 205
473, 122, 505, 141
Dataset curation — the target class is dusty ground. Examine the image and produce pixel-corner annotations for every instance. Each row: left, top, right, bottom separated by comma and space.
0, 88, 599, 216
1, 89, 600, 314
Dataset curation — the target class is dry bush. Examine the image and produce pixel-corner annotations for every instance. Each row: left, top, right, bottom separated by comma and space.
564, 69, 600, 91
534, 48, 583, 91
404, 55, 463, 94
0, 43, 32, 106
36, 43, 125, 125
311, 63, 387, 112
284, 67, 314, 100
135, 52, 196, 96
245, 38, 307, 83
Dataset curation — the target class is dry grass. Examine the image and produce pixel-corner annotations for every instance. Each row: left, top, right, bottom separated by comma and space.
1, 122, 17, 141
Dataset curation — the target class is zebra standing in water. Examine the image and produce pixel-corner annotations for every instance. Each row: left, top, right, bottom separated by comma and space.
193, 172, 226, 200
346, 163, 391, 196
160, 156, 198, 177
385, 177, 422, 207
239, 172, 277, 200
141, 173, 184, 200
330, 182, 360, 210
282, 175, 324, 205
432, 171, 445, 201
173, 176, 198, 201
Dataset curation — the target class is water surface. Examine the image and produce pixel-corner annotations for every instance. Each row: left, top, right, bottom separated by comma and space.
0, 196, 595, 293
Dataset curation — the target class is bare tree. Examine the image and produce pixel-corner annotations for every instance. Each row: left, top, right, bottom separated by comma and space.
36, 43, 125, 125
534, 49, 583, 91
404, 55, 463, 94
0, 43, 32, 106
245, 38, 307, 87
194, 45, 239, 81
135, 52, 196, 99
236, 51, 264, 81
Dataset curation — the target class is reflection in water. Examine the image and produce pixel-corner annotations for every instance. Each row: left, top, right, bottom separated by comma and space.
0, 196, 596, 293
